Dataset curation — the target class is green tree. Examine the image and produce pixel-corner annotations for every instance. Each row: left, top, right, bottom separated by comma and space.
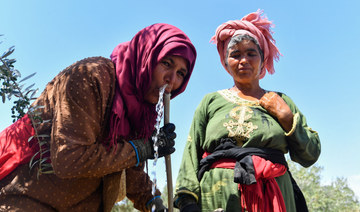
161, 185, 180, 212
288, 161, 360, 212
112, 163, 360, 212
111, 185, 180, 212
1, 36, 52, 178
111, 198, 139, 212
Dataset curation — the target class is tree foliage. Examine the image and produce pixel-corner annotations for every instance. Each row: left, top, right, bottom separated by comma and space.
288, 161, 360, 212
1, 36, 52, 177
0, 44, 35, 121
111, 185, 181, 212
111, 198, 138, 212
114, 164, 360, 212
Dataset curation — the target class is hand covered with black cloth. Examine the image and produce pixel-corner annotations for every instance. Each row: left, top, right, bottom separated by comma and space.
175, 194, 201, 212
155, 122, 176, 157
130, 123, 176, 163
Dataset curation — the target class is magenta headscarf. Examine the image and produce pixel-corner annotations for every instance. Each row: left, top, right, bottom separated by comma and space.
108, 23, 196, 147
210, 9, 280, 79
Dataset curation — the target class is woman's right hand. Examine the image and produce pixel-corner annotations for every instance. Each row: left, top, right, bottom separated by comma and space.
259, 92, 293, 132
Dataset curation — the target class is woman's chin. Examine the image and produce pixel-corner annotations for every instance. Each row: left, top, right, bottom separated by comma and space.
145, 96, 159, 105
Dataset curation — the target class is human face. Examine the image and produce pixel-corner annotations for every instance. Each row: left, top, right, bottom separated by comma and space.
144, 55, 188, 104
226, 39, 263, 85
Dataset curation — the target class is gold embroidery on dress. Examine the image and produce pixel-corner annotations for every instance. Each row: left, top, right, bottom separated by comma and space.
201, 178, 232, 197
218, 89, 260, 107
218, 89, 258, 143
211, 180, 228, 193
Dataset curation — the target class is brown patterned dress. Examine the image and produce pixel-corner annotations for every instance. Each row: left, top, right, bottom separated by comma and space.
0, 57, 158, 212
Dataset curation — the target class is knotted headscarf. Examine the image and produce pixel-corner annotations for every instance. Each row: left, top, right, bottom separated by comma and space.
108, 23, 196, 148
210, 9, 280, 79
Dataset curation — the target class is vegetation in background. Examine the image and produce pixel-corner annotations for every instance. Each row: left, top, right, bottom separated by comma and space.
111, 186, 180, 212
288, 161, 360, 212
114, 162, 360, 212
0, 36, 52, 177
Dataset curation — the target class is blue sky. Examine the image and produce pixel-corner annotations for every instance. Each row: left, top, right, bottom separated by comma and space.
1, 0, 360, 199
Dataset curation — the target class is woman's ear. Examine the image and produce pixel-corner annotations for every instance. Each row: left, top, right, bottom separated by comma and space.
259, 63, 265, 75
258, 65, 265, 78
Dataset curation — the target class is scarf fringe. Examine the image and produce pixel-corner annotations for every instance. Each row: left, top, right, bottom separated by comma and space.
239, 174, 286, 212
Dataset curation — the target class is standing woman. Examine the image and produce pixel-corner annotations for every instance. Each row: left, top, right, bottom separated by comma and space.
174, 10, 320, 212
0, 23, 196, 212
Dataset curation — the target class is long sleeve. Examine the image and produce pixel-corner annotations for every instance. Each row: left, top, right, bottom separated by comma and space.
45, 57, 160, 210
38, 57, 139, 179
175, 95, 211, 201
125, 164, 161, 212
0, 57, 159, 212
281, 93, 321, 167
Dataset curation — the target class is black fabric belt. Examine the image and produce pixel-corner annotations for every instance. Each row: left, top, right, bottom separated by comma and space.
197, 139, 287, 182
197, 138, 308, 212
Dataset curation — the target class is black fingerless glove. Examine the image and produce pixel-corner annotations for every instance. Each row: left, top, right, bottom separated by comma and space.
130, 123, 176, 164
175, 194, 200, 212
155, 122, 176, 157
130, 138, 154, 163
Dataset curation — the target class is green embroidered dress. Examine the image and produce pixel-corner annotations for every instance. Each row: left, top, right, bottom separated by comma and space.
175, 89, 321, 212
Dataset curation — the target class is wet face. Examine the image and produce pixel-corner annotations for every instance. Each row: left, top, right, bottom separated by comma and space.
144, 55, 188, 104
226, 39, 263, 84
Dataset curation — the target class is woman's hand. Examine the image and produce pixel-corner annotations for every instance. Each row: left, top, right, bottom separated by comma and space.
259, 92, 293, 132
176, 194, 201, 212
130, 123, 176, 163
155, 123, 176, 157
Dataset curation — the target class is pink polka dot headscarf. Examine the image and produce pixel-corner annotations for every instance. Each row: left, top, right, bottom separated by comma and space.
210, 9, 281, 79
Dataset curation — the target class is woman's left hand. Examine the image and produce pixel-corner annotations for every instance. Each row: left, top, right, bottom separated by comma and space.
259, 92, 293, 132
156, 123, 176, 157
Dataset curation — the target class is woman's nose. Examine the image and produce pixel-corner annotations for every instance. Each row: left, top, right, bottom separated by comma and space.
164, 72, 176, 93
239, 56, 247, 65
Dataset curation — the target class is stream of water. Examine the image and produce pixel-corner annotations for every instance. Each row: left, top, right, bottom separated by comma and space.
150, 84, 167, 210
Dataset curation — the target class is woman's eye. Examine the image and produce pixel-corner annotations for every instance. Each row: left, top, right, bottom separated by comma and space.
162, 61, 170, 67
177, 71, 185, 78
230, 54, 240, 59
248, 52, 258, 57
